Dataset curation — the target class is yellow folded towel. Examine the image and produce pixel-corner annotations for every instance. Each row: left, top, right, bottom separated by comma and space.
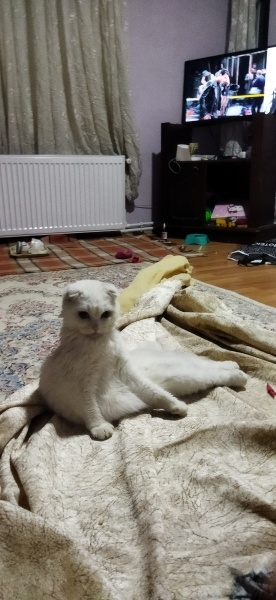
118, 255, 193, 314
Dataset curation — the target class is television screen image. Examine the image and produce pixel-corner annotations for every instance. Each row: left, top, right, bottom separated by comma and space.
182, 46, 276, 124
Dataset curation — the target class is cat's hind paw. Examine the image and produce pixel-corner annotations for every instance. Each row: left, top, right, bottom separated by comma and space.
228, 369, 247, 388
91, 422, 114, 440
221, 360, 240, 370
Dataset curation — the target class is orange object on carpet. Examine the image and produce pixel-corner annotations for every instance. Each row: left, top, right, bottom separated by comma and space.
0, 234, 182, 275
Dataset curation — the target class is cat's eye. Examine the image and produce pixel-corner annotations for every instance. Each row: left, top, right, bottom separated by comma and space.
78, 311, 90, 319
101, 311, 112, 319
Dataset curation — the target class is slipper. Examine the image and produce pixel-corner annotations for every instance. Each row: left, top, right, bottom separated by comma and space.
115, 249, 133, 260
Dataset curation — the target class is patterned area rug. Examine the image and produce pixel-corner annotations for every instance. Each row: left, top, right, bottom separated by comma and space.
1, 262, 275, 401
0, 233, 183, 275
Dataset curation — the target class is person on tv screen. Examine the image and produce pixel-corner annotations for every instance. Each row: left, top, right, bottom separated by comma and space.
215, 68, 230, 116
250, 69, 266, 113
198, 70, 218, 120
244, 63, 257, 93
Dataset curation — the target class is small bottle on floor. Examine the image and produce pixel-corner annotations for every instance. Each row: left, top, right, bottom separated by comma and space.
161, 223, 168, 242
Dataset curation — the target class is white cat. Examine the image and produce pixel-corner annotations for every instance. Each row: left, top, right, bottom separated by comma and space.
39, 279, 247, 440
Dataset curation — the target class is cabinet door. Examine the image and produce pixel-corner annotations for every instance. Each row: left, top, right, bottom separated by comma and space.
249, 113, 276, 227
164, 162, 206, 227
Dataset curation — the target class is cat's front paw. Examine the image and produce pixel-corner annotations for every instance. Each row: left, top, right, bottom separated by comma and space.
170, 401, 188, 417
91, 423, 114, 440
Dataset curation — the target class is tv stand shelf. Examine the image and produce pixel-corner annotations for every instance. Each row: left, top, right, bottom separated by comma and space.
159, 114, 276, 242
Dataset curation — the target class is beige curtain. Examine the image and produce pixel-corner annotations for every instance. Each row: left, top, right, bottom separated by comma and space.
222, 0, 259, 157
227, 0, 258, 52
0, 0, 141, 202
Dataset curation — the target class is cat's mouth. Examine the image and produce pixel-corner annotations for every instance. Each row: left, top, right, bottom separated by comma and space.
81, 328, 101, 336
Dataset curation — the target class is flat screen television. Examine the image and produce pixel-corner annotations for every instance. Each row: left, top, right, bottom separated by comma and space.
182, 45, 276, 124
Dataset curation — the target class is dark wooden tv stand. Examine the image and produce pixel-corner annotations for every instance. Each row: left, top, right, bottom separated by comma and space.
158, 114, 276, 242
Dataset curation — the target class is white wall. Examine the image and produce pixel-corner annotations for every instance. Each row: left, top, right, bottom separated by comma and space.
269, 0, 276, 44
126, 0, 229, 225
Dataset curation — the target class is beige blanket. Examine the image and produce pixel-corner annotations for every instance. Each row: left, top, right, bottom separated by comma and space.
1, 281, 276, 600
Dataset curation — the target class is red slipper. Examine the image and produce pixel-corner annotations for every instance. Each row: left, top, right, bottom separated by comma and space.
115, 249, 133, 260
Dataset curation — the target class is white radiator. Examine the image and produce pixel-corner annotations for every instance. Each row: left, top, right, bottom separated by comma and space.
0, 155, 126, 237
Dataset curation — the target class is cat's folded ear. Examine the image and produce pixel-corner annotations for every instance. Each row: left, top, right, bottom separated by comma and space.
105, 283, 119, 299
63, 284, 81, 302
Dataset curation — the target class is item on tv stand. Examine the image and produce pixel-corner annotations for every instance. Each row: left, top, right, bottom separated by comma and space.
214, 218, 227, 228
205, 209, 212, 222
211, 204, 246, 219
191, 154, 215, 161
223, 140, 243, 157
175, 144, 191, 161
189, 142, 199, 155
212, 216, 247, 228
228, 216, 247, 227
